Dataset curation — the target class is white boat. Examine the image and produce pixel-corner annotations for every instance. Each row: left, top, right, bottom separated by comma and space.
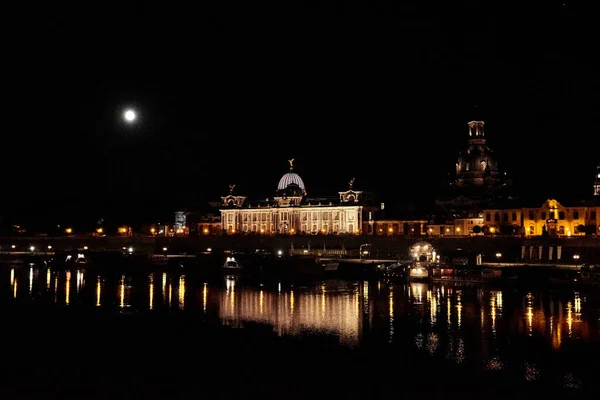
408, 262, 429, 280
223, 256, 242, 270
65, 253, 87, 265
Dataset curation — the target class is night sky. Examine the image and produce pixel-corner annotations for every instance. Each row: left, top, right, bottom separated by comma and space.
3, 1, 598, 229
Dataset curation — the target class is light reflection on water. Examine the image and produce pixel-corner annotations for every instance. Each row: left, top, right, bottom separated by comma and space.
3, 266, 600, 390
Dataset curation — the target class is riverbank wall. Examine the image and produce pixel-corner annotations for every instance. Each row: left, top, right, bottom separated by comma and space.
1, 235, 598, 264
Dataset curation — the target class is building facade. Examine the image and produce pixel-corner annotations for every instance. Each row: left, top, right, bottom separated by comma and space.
220, 161, 375, 235
426, 216, 484, 237
483, 199, 600, 237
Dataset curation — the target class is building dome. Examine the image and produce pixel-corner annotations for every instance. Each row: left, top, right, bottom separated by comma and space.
278, 172, 305, 191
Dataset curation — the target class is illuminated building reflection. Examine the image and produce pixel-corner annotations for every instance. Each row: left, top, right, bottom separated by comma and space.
178, 275, 185, 310
65, 271, 71, 305
362, 281, 369, 315
220, 279, 362, 346
47, 268, 51, 290
456, 293, 462, 328
447, 296, 451, 326
96, 277, 101, 307
203, 283, 208, 312
168, 278, 173, 308
76, 269, 85, 293
12, 268, 17, 299
389, 285, 394, 342
149, 273, 154, 310
428, 288, 437, 326
567, 301, 573, 337
526, 293, 533, 336
29, 267, 33, 295
119, 275, 131, 309
162, 272, 167, 305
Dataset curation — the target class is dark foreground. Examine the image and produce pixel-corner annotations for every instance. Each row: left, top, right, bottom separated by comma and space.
2, 264, 599, 398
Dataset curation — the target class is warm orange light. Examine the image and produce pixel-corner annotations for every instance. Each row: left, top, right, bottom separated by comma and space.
489, 227, 495, 233
388, 227, 393, 233
118, 227, 128, 234
150, 227, 155, 234
456, 227, 461, 232
203, 228, 209, 234
290, 228, 295, 234
65, 228, 72, 234
96, 228, 103, 234
428, 228, 433, 232
260, 228, 265, 233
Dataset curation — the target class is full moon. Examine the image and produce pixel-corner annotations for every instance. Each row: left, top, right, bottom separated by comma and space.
124, 109, 136, 122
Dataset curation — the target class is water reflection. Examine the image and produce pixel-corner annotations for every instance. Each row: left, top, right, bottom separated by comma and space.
76, 269, 85, 293
203, 283, 208, 312
96, 277, 102, 307
389, 284, 394, 343
220, 278, 361, 346
65, 271, 71, 305
149, 273, 154, 310
178, 275, 185, 310
162, 272, 167, 305
29, 267, 33, 295
4, 266, 600, 391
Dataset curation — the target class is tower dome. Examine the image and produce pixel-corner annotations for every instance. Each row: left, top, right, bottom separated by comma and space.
278, 172, 305, 191
277, 158, 305, 192
455, 120, 499, 187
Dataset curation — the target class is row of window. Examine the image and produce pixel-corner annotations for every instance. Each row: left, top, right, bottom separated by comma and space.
486, 210, 597, 222
225, 210, 357, 223
232, 224, 355, 234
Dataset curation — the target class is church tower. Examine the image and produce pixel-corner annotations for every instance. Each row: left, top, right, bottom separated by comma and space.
594, 162, 600, 196
455, 120, 500, 187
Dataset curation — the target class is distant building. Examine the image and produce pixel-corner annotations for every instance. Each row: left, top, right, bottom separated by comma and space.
220, 160, 377, 235
434, 119, 515, 223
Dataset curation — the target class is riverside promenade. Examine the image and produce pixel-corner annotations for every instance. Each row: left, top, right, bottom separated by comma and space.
0, 235, 598, 265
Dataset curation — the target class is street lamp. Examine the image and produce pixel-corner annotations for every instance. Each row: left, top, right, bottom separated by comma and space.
359, 244, 370, 260
496, 252, 502, 265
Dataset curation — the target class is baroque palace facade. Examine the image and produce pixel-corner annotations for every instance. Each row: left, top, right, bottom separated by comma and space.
483, 198, 600, 237
481, 161, 600, 238
219, 160, 377, 235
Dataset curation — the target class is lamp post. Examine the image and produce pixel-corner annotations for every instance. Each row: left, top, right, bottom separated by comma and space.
495, 252, 502, 266
360, 244, 370, 260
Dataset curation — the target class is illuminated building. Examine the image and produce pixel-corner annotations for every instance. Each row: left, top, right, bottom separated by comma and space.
483, 198, 600, 237
220, 160, 376, 235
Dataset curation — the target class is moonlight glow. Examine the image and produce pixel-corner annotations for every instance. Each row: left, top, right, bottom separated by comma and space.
124, 109, 136, 122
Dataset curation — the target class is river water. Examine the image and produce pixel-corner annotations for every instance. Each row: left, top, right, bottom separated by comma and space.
2, 263, 599, 398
